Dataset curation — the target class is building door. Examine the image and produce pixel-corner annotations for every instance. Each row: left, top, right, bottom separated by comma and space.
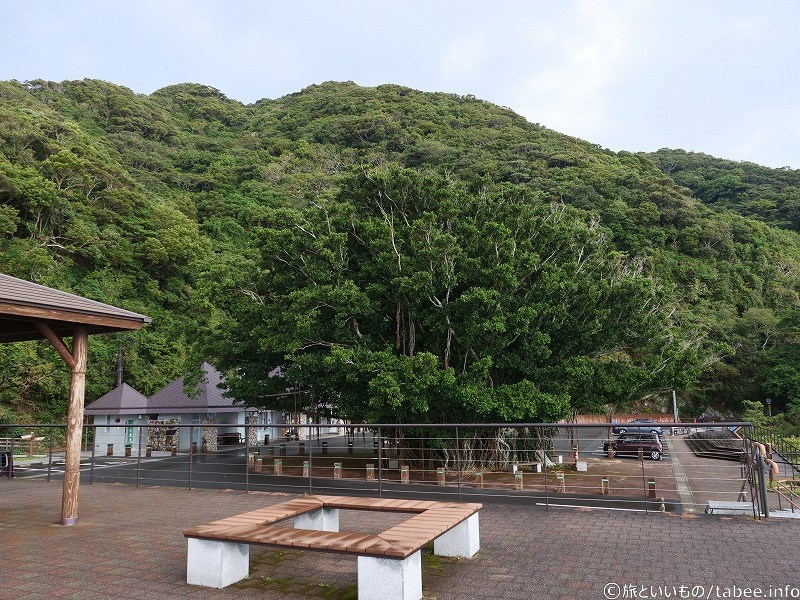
125, 420, 135, 447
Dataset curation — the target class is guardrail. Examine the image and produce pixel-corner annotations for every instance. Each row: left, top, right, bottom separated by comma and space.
747, 426, 800, 474
3, 421, 767, 516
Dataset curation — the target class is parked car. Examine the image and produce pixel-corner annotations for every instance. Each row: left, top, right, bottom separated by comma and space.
603, 433, 664, 461
612, 419, 664, 436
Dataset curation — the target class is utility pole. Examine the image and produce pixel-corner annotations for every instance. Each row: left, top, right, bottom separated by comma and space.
672, 389, 679, 423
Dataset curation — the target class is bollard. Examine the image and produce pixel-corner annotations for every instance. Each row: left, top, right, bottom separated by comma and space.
303, 460, 309, 477
334, 462, 342, 479
556, 471, 565, 493
647, 478, 657, 499
476, 471, 484, 489
348, 440, 354, 454
299, 441, 305, 455
107, 443, 114, 457
373, 439, 379, 454
400, 465, 410, 484
572, 445, 579, 462
267, 446, 274, 459
601, 477, 610, 496
637, 448, 644, 462
264, 434, 270, 445
322, 441, 328, 455
366, 464, 375, 481
659, 496, 666, 512
191, 441, 198, 455
255, 457, 263, 472
607, 444, 614, 459
280, 444, 287, 457
145, 445, 152, 458
171, 445, 177, 456
125, 445, 132, 457
274, 459, 282, 475
514, 472, 524, 490
437, 467, 446, 486
248, 453, 255, 468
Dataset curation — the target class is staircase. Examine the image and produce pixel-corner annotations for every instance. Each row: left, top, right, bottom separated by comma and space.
685, 429, 746, 462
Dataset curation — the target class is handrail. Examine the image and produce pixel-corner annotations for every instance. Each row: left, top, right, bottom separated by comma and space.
775, 479, 800, 514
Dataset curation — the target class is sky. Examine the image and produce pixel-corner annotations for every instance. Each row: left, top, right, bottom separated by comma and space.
3, 0, 800, 169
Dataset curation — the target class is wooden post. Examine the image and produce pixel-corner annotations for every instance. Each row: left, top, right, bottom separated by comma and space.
61, 326, 88, 526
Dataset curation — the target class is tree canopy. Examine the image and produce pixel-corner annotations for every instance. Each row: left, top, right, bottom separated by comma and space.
0, 79, 798, 427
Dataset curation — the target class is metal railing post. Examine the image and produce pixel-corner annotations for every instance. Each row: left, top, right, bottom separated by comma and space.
245, 423, 250, 493
308, 424, 313, 495
455, 426, 461, 502
135, 426, 143, 488
46, 427, 54, 483
756, 450, 769, 518
377, 427, 383, 498
640, 442, 649, 514
89, 425, 96, 485
188, 425, 194, 491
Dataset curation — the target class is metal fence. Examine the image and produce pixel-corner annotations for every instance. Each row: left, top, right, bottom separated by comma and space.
4, 421, 797, 518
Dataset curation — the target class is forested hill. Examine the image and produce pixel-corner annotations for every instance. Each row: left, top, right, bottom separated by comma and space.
0, 79, 798, 425
647, 148, 800, 232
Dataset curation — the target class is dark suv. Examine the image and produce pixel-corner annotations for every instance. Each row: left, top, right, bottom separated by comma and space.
603, 433, 663, 460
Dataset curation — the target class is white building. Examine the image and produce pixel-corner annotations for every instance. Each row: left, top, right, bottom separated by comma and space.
84, 363, 285, 454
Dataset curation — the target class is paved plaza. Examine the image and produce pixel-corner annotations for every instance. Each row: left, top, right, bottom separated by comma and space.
2, 478, 799, 600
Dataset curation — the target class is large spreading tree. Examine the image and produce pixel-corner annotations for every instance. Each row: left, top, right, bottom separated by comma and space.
209, 167, 705, 424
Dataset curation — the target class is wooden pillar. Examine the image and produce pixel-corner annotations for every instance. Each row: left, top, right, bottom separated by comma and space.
36, 321, 88, 526
62, 326, 87, 525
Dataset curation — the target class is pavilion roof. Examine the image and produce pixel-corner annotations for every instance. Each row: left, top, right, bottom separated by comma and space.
0, 273, 151, 343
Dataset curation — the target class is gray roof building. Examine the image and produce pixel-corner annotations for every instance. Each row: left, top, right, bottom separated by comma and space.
84, 383, 149, 416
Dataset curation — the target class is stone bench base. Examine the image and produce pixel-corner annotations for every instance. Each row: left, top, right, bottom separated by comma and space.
705, 501, 754, 515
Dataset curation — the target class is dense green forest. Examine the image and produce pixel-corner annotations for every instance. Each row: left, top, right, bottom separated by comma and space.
0, 79, 798, 431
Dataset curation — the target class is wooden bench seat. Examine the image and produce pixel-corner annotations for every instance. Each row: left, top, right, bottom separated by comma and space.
184, 494, 482, 600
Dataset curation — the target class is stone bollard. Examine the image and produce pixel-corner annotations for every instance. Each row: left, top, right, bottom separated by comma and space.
647, 478, 657, 499
191, 441, 198, 455
299, 441, 305, 455
514, 472, 524, 490
400, 465, 410, 484
280, 444, 287, 457
556, 471, 565, 493
248, 453, 255, 468
437, 467, 446, 486
255, 457, 263, 472
273, 459, 282, 475
334, 462, 342, 479
107, 443, 114, 457
322, 441, 328, 455
366, 464, 375, 481
601, 477, 610, 496
145, 445, 152, 458
125, 445, 132, 457
171, 445, 178, 456
267, 446, 274, 459
607, 445, 614, 459
637, 448, 644, 462
303, 460, 309, 478
476, 471, 484, 489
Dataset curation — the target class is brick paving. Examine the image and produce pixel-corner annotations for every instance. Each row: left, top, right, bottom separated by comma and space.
2, 478, 799, 600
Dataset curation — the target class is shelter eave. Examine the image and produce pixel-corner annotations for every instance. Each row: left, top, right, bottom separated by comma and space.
0, 310, 149, 343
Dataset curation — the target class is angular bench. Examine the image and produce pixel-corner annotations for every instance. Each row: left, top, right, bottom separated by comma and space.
184, 494, 481, 600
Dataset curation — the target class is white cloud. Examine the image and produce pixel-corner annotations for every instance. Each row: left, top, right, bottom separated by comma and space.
440, 32, 490, 76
